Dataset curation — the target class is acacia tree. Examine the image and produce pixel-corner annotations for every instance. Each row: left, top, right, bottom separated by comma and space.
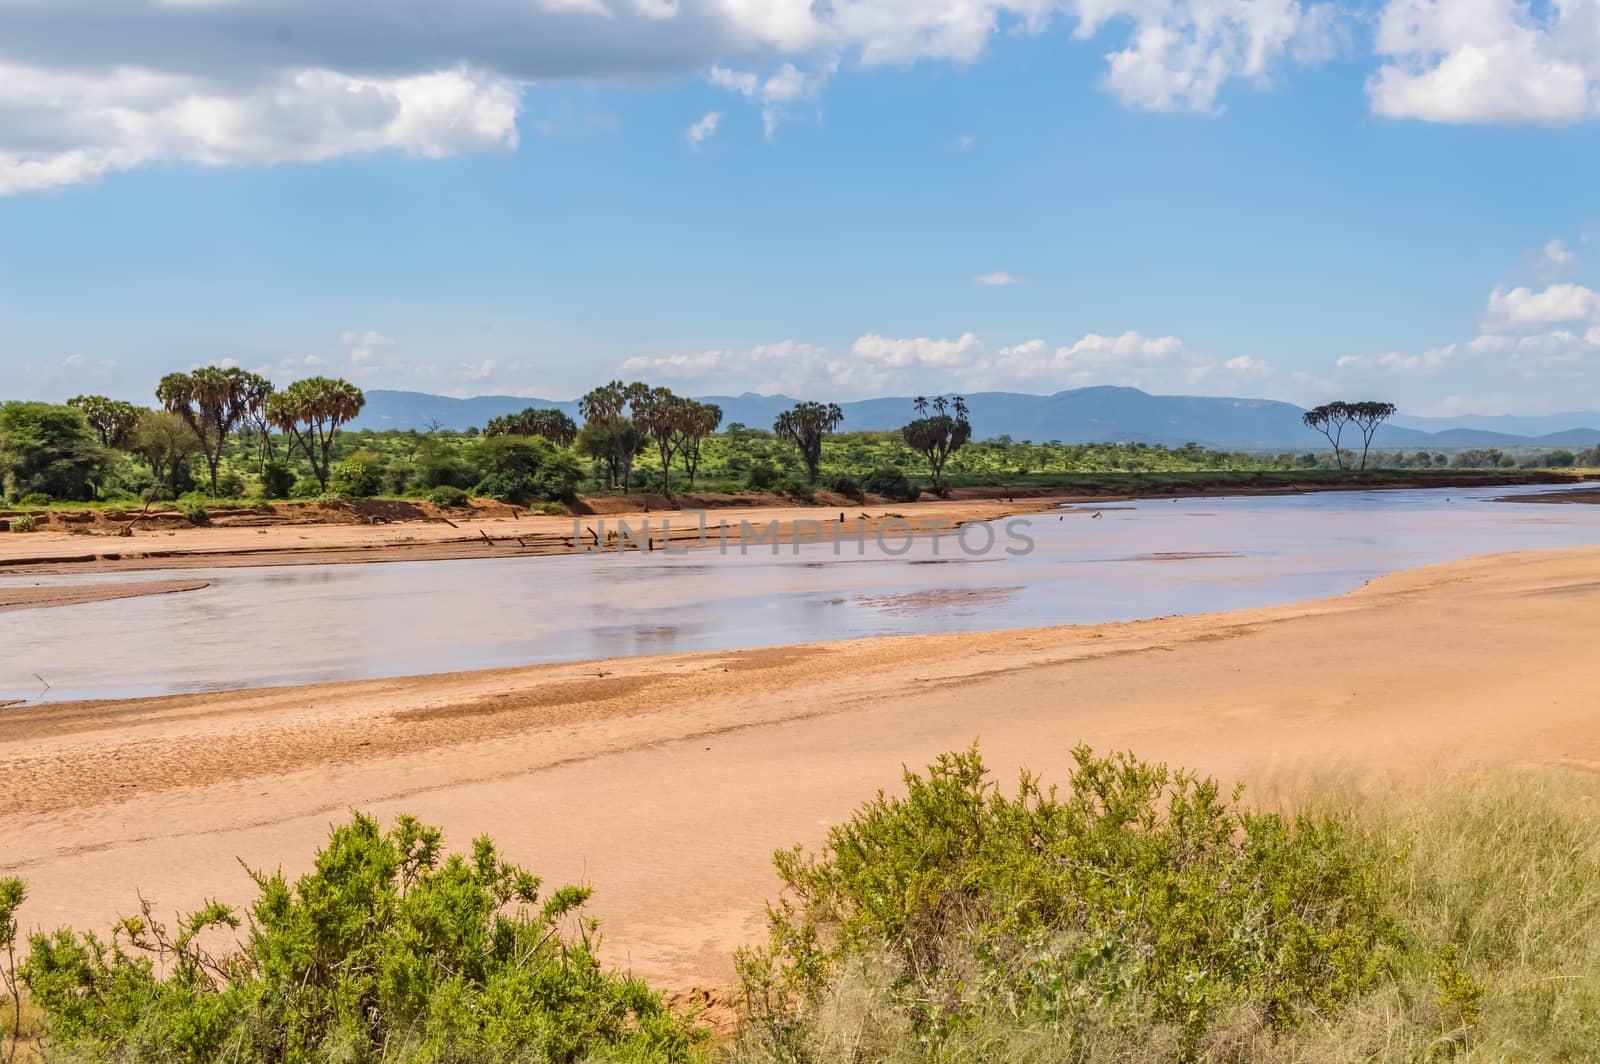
265, 376, 366, 490
484, 407, 578, 445
677, 401, 722, 489
1346, 401, 1398, 470
1303, 401, 1395, 470
156, 366, 262, 495
66, 395, 143, 449
774, 401, 844, 484
902, 395, 972, 496
128, 411, 202, 497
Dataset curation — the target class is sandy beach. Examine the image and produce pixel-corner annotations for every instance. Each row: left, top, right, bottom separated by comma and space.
4, 543, 1599, 994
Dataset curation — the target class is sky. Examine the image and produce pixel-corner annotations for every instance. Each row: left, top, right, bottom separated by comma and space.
1, 0, 1598, 417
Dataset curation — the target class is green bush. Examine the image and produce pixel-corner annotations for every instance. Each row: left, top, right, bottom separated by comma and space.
861, 467, 919, 503
778, 479, 815, 503
330, 453, 383, 498
426, 485, 471, 509
177, 495, 210, 526
20, 813, 705, 1064
747, 462, 780, 490
17, 492, 52, 507
825, 473, 862, 498
735, 746, 1398, 1061
259, 459, 295, 499
215, 470, 246, 498
10, 513, 37, 533
472, 437, 582, 504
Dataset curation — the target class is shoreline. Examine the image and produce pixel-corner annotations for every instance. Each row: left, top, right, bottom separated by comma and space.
5, 543, 1600, 991
1, 470, 1586, 578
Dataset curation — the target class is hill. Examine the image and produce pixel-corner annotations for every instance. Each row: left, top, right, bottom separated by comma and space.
350, 387, 1600, 451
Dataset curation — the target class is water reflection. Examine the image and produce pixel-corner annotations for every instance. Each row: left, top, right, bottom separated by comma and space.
2, 485, 1597, 702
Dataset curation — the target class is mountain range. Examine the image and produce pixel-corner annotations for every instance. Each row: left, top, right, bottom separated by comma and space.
350, 387, 1600, 453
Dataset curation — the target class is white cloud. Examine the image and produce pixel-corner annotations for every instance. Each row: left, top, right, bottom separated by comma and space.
955, 133, 977, 150
1336, 344, 1457, 374
974, 271, 1020, 285
1089, 0, 1343, 114
0, 1, 1364, 192
339, 329, 395, 367
685, 110, 722, 148
1543, 237, 1577, 271
709, 59, 838, 137
1486, 283, 1600, 327
1368, 0, 1600, 124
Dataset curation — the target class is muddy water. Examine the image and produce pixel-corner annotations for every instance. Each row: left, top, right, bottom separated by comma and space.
4, 485, 1598, 702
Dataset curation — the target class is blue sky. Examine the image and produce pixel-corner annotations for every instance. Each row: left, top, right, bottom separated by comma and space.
1, 0, 1598, 416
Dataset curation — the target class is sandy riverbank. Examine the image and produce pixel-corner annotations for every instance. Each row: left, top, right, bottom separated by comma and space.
3, 544, 1599, 992
0, 495, 1071, 575
3, 471, 1583, 576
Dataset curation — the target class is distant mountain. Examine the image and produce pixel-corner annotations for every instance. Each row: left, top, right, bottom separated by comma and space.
350, 387, 1600, 452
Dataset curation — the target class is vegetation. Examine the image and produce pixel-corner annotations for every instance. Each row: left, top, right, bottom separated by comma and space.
8, 369, 1591, 512
8, 814, 702, 1064
6, 749, 1600, 1062
265, 376, 367, 491
1302, 401, 1398, 471
156, 367, 271, 495
0, 403, 111, 502
729, 749, 1600, 1063
773, 402, 844, 484
900, 396, 972, 496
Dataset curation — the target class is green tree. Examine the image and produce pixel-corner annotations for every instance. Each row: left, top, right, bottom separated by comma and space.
66, 395, 143, 449
901, 395, 971, 495
128, 410, 202, 497
678, 401, 722, 489
774, 401, 844, 484
1346, 401, 1398, 470
578, 381, 650, 491
485, 407, 579, 445
156, 366, 264, 495
632, 387, 695, 495
0, 402, 111, 501
1302, 402, 1354, 470
265, 376, 367, 490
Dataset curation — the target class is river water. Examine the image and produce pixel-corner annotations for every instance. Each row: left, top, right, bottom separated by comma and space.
3, 485, 1597, 703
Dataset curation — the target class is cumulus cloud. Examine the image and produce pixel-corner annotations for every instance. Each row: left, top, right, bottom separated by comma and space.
1486, 283, 1600, 327
618, 327, 1277, 397
1089, 0, 1343, 114
974, 271, 1020, 285
0, 0, 1362, 193
1368, 0, 1600, 124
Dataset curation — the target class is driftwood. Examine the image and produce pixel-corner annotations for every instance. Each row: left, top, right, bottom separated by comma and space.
116, 500, 159, 537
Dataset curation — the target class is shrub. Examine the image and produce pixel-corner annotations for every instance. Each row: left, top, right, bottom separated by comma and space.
735, 746, 1399, 1060
826, 473, 862, 498
472, 437, 582, 504
17, 492, 51, 507
426, 485, 471, 509
861, 467, 919, 503
215, 470, 246, 498
20, 813, 706, 1063
259, 459, 295, 499
10, 513, 37, 533
747, 462, 780, 490
330, 453, 383, 498
778, 479, 815, 503
177, 495, 210, 526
